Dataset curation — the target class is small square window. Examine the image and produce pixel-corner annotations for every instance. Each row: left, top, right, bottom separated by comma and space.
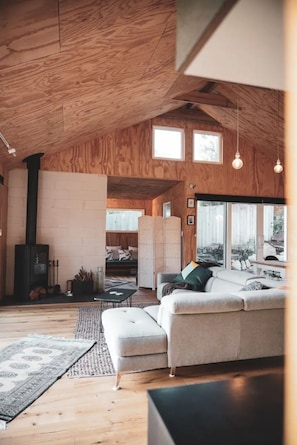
153, 126, 184, 160
193, 131, 222, 164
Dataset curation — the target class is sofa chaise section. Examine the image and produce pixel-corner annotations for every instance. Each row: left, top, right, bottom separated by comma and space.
102, 267, 287, 389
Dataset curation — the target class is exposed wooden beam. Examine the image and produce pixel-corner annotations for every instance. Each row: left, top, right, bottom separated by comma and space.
160, 108, 219, 123
174, 91, 236, 108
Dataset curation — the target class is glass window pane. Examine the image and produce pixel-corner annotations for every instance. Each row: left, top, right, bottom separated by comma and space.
106, 209, 143, 231
153, 126, 184, 160
231, 203, 257, 270
263, 205, 286, 261
197, 201, 225, 265
193, 131, 222, 163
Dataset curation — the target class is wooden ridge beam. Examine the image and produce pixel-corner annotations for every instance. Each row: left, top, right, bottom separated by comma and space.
160, 108, 219, 123
174, 91, 236, 108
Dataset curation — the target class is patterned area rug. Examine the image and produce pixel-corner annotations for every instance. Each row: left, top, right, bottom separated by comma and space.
0, 334, 96, 429
68, 303, 154, 378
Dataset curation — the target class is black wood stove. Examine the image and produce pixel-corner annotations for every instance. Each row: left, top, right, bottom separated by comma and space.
13, 153, 49, 302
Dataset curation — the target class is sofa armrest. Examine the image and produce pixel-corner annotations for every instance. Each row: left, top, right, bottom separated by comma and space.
157, 272, 178, 286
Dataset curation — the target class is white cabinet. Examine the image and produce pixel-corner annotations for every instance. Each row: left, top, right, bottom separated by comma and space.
138, 216, 181, 290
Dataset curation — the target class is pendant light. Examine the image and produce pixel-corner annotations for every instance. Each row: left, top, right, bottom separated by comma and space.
232, 105, 243, 170
274, 91, 283, 173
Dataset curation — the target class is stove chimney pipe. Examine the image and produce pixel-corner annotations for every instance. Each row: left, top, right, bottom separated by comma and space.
22, 153, 44, 245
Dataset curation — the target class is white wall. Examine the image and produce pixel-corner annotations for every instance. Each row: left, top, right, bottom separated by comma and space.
6, 170, 107, 295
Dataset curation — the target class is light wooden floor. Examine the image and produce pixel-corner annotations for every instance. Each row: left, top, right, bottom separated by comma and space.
0, 286, 283, 445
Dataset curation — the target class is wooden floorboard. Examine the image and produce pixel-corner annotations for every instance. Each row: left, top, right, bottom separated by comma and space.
0, 285, 284, 445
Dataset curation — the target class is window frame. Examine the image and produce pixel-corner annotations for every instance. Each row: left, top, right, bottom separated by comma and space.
152, 125, 185, 161
193, 130, 223, 164
195, 194, 287, 267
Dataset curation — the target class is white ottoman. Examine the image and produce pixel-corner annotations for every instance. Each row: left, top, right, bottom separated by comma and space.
102, 306, 167, 389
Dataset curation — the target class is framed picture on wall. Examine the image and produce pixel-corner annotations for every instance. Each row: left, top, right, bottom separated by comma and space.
187, 198, 195, 208
187, 215, 195, 225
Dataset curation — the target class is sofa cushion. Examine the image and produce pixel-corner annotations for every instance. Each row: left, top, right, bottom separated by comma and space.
161, 292, 243, 314
214, 269, 262, 286
233, 288, 287, 311
102, 307, 167, 356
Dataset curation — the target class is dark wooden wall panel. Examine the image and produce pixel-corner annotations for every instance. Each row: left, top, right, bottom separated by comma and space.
106, 232, 138, 249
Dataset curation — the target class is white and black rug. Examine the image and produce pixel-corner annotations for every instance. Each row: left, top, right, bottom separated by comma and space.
0, 334, 96, 429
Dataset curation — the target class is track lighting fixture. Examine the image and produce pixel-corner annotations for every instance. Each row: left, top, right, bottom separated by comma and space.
0, 132, 17, 157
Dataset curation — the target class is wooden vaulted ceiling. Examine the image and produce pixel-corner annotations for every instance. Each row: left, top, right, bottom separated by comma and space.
0, 0, 284, 198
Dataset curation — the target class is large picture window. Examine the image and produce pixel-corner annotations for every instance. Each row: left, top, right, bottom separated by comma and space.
196, 195, 287, 269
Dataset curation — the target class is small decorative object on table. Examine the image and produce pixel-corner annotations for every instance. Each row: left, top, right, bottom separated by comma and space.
72, 267, 94, 296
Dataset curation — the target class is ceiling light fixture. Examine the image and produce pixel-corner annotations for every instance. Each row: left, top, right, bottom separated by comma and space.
232, 105, 243, 170
0, 131, 17, 157
274, 92, 283, 174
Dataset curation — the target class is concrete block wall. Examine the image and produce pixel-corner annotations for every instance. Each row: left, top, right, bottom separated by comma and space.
6, 169, 107, 295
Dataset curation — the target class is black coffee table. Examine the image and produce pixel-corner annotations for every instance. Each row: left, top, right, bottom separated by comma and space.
94, 288, 137, 331
147, 372, 284, 445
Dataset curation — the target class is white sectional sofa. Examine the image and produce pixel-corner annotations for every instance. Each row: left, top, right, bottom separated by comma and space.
102, 266, 287, 389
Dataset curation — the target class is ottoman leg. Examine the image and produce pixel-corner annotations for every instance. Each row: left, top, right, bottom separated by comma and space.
169, 367, 176, 377
113, 371, 123, 391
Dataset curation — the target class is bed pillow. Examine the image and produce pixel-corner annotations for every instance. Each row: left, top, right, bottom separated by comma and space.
118, 249, 132, 261
106, 245, 121, 260
128, 246, 138, 260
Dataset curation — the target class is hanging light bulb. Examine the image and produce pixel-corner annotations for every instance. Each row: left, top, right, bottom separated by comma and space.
274, 91, 283, 174
274, 158, 283, 173
232, 105, 243, 169
232, 152, 243, 169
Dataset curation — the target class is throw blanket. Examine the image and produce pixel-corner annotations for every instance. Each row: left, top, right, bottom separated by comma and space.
162, 281, 193, 297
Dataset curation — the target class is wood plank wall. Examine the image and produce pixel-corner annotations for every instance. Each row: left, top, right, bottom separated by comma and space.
4, 117, 284, 282
106, 232, 138, 249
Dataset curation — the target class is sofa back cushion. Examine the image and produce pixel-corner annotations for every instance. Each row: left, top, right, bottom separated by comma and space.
233, 288, 287, 311
205, 277, 243, 293
161, 292, 243, 314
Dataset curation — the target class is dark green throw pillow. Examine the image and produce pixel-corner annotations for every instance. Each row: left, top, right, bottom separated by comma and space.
174, 272, 184, 283
174, 266, 212, 291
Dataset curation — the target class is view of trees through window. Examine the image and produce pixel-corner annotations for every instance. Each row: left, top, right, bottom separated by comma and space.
197, 200, 286, 269
193, 130, 222, 163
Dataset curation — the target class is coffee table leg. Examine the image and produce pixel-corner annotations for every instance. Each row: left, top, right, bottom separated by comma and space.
100, 301, 103, 333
